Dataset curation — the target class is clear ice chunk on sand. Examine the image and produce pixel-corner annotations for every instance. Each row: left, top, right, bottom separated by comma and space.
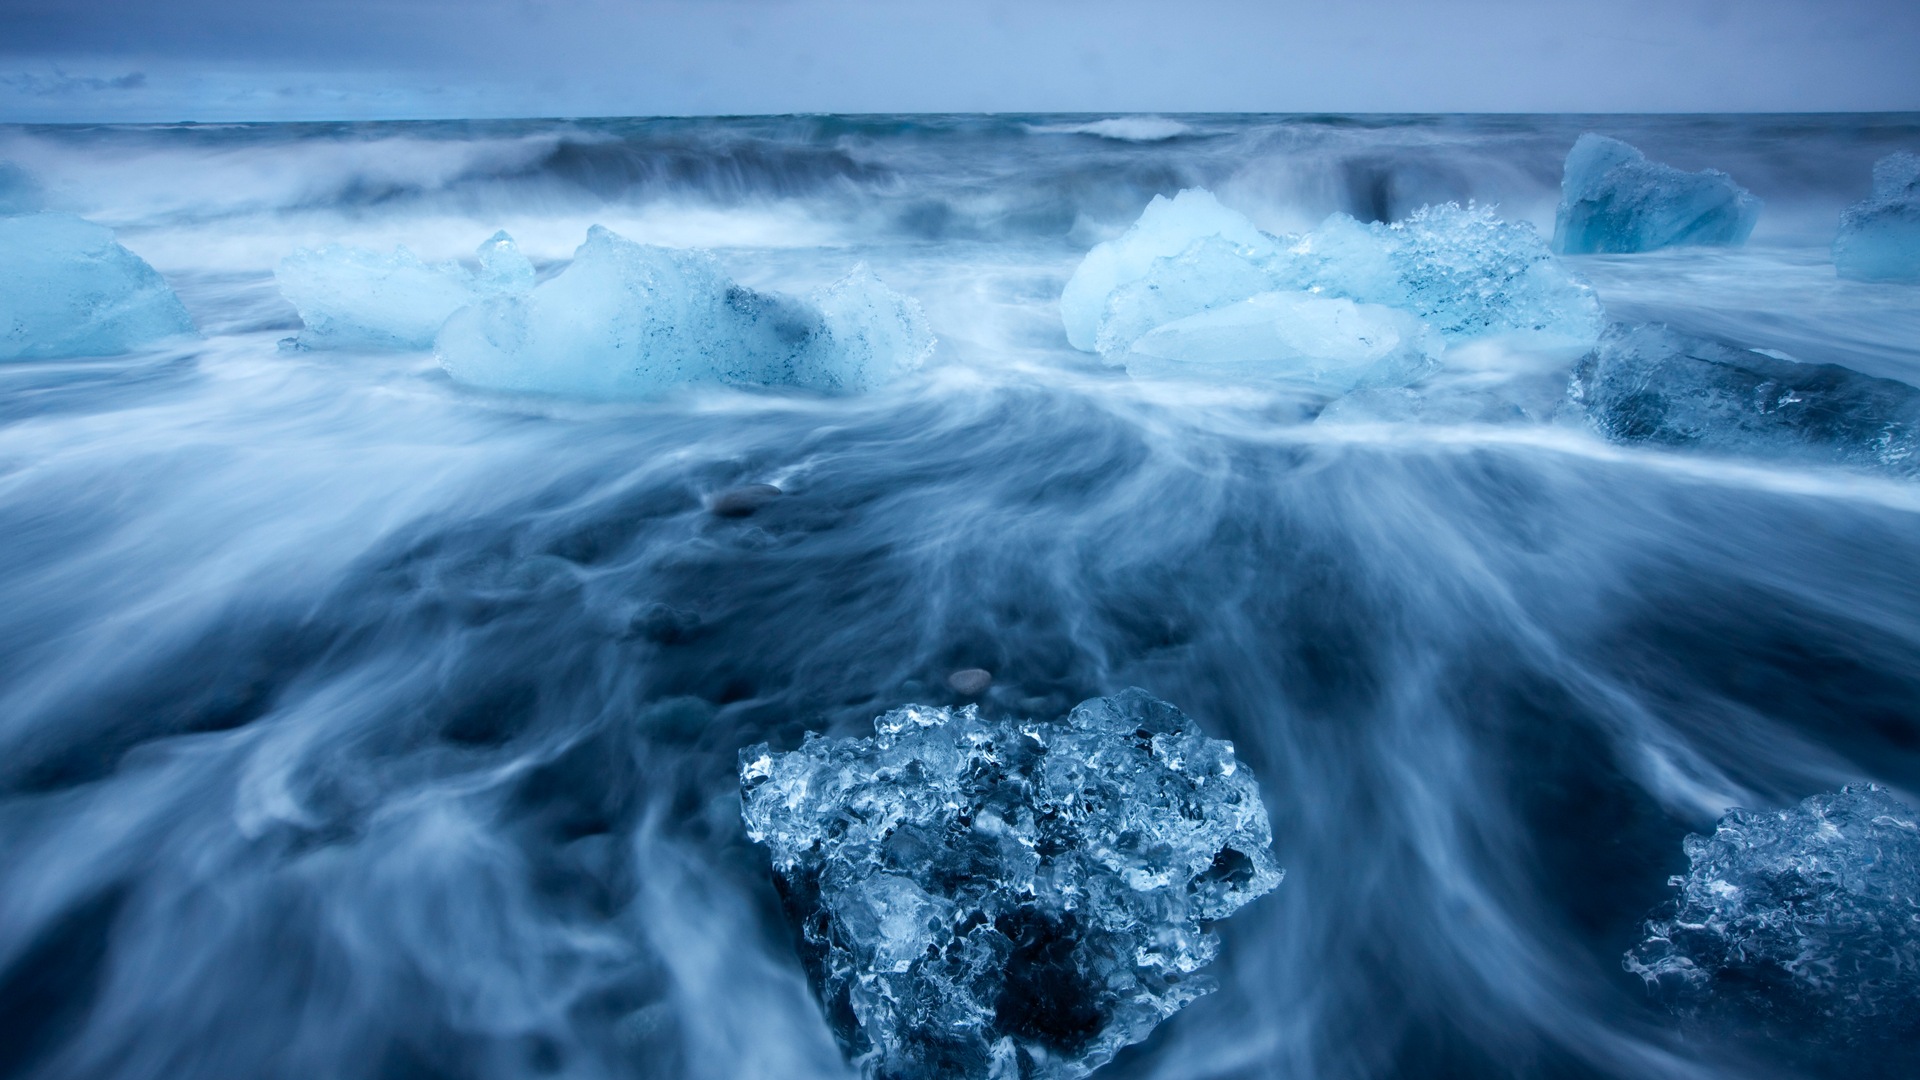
739, 688, 1282, 1080
1834, 152, 1920, 284
1125, 290, 1441, 393
1625, 784, 1920, 1056
437, 226, 931, 399
1552, 134, 1761, 254
1568, 323, 1920, 477
0, 212, 194, 361
276, 231, 535, 350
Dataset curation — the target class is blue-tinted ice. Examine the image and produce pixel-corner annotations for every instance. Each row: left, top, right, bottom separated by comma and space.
1625, 784, 1920, 1052
1568, 323, 1920, 477
1834, 152, 1920, 284
276, 231, 535, 350
1552, 134, 1761, 255
0, 212, 194, 360
738, 689, 1282, 1080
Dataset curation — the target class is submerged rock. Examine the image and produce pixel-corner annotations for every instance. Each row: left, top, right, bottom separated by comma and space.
0, 212, 195, 360
707, 483, 783, 518
276, 230, 535, 350
1834, 152, 1920, 284
1568, 323, 1920, 478
1625, 784, 1920, 1059
946, 668, 993, 695
1552, 134, 1761, 255
739, 689, 1282, 1080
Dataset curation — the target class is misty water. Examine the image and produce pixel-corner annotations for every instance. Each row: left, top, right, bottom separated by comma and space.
3, 113, 1920, 1080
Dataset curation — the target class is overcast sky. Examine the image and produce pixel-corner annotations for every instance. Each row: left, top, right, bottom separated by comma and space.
2, 0, 1916, 121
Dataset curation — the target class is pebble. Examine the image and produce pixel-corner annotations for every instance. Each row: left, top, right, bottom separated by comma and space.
707, 483, 783, 518
946, 668, 993, 695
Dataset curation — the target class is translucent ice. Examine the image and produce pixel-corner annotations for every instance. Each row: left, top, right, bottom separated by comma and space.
1625, 784, 1920, 1049
1125, 290, 1441, 393
1552, 134, 1761, 255
1834, 152, 1920, 284
0, 162, 43, 215
0, 212, 194, 361
1568, 323, 1920, 477
1060, 189, 1275, 352
739, 688, 1282, 1080
276, 231, 535, 350
1092, 235, 1277, 362
437, 226, 931, 399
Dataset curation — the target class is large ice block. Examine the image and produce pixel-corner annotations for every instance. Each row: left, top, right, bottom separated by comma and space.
436, 226, 931, 399
1125, 290, 1441, 392
1625, 784, 1920, 1051
276, 231, 535, 350
739, 689, 1282, 1080
1834, 152, 1920, 284
1552, 135, 1761, 254
1060, 189, 1274, 351
1568, 323, 1920, 477
0, 212, 194, 361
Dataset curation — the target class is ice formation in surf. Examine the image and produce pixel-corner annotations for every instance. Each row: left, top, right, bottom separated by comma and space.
1552, 134, 1761, 255
1065, 190, 1601, 385
1567, 323, 1920, 477
1834, 152, 1920, 284
1125, 290, 1440, 392
276, 231, 535, 350
0, 162, 42, 215
1625, 784, 1920, 1050
0, 212, 194, 360
739, 688, 1282, 1080
436, 226, 932, 398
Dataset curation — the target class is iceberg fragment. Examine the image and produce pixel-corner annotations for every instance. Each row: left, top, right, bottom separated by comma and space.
1568, 323, 1920, 477
275, 231, 535, 350
436, 226, 931, 399
1834, 152, 1920, 284
1625, 784, 1920, 1051
0, 212, 194, 361
0, 162, 43, 215
739, 688, 1282, 1080
1552, 134, 1761, 255
1126, 290, 1441, 392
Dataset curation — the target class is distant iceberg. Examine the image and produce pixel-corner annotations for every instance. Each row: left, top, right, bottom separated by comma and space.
0, 212, 194, 361
276, 231, 535, 350
436, 225, 932, 399
1552, 134, 1761, 254
1568, 323, 1920, 477
740, 689, 1281, 1080
1834, 152, 1920, 283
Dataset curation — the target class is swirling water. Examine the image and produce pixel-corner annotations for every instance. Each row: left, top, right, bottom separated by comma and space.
2, 113, 1920, 1080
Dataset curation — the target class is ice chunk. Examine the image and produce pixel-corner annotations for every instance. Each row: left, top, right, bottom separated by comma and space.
1125, 290, 1441, 393
437, 226, 931, 399
1625, 784, 1920, 1054
1093, 235, 1279, 362
0, 213, 194, 361
739, 689, 1282, 1080
1552, 134, 1761, 254
0, 162, 43, 215
1568, 323, 1920, 477
276, 231, 535, 350
1060, 189, 1274, 351
1834, 152, 1920, 284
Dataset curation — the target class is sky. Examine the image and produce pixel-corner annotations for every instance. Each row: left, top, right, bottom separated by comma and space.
1, 0, 1917, 122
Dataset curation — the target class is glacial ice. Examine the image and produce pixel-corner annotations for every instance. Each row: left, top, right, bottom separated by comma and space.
436, 225, 932, 399
1625, 784, 1920, 1046
1552, 134, 1761, 255
0, 212, 194, 361
1125, 290, 1441, 392
1834, 152, 1920, 284
0, 162, 43, 215
276, 231, 535, 350
739, 688, 1282, 1080
1568, 323, 1920, 478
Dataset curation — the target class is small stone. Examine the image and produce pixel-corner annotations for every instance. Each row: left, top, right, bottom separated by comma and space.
946, 668, 993, 695
707, 483, 783, 518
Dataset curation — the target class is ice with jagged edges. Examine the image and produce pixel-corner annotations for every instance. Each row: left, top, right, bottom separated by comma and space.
1567, 323, 1920, 478
1552, 134, 1761, 255
276, 230, 535, 350
1625, 784, 1920, 1049
0, 212, 195, 361
1072, 192, 1602, 373
436, 225, 933, 398
1834, 152, 1920, 284
1125, 290, 1441, 392
739, 689, 1283, 1080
